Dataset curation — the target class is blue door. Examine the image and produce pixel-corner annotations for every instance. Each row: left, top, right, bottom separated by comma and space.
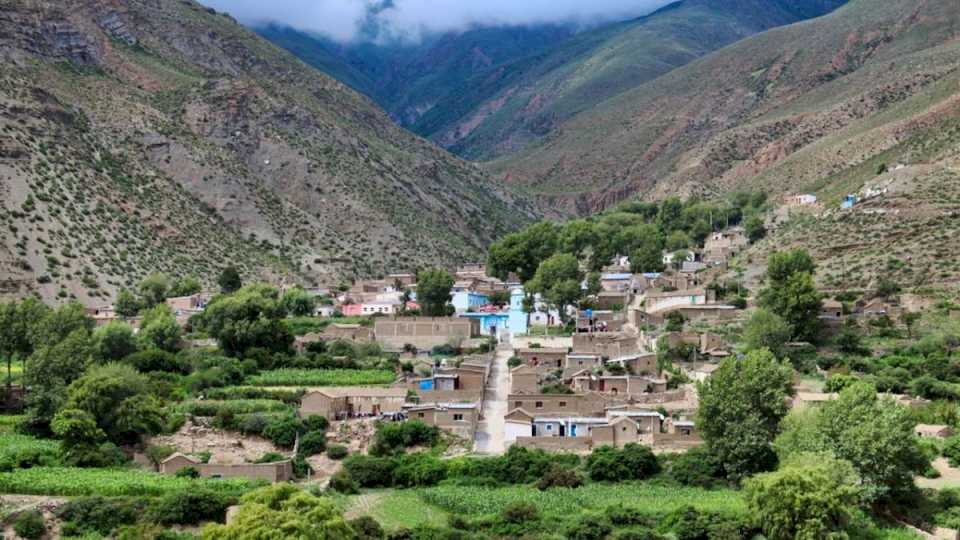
570, 424, 578, 437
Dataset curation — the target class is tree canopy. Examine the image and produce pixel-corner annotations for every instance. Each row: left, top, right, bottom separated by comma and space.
416, 269, 455, 317
759, 249, 822, 342
696, 348, 795, 482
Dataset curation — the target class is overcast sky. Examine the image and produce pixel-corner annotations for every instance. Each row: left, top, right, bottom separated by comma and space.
200, 0, 674, 42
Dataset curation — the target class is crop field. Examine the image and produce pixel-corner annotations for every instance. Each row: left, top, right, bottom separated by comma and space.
0, 467, 256, 497
175, 399, 293, 417
417, 483, 746, 517
246, 368, 395, 387
0, 415, 24, 434
344, 490, 450, 530
0, 434, 59, 456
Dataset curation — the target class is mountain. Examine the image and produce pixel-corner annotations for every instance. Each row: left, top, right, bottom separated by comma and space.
0, 0, 535, 304
491, 0, 960, 216
260, 0, 848, 161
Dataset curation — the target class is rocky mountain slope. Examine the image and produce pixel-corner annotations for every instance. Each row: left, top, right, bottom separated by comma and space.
261, 0, 847, 161
491, 0, 960, 216
0, 0, 535, 304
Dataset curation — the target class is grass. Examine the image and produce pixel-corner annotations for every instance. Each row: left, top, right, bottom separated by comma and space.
0, 467, 256, 497
345, 490, 450, 530
246, 368, 395, 387
417, 482, 746, 518
284, 316, 371, 336
0, 434, 59, 463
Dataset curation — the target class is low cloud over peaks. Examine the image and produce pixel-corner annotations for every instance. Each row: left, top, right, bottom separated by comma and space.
200, 0, 674, 42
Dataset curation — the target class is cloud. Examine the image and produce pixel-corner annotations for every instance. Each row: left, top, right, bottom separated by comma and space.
199, 0, 674, 42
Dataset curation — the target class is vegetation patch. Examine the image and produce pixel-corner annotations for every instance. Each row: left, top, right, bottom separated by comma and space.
246, 368, 395, 386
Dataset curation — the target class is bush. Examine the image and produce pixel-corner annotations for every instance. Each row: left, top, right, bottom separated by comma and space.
303, 415, 329, 432
326, 444, 349, 460
57, 496, 146, 536
255, 452, 286, 464
329, 468, 359, 494
432, 344, 457, 357
263, 415, 306, 448
944, 436, 960, 467
392, 454, 448, 487
344, 455, 397, 487
565, 515, 612, 540
298, 431, 327, 456
174, 466, 200, 479
667, 446, 723, 488
507, 357, 524, 368
145, 445, 177, 469
369, 421, 440, 456
604, 505, 651, 527
125, 350, 186, 374
350, 516, 385, 540
501, 502, 539, 524
14, 509, 46, 539
147, 488, 234, 525
586, 444, 659, 482
536, 465, 583, 490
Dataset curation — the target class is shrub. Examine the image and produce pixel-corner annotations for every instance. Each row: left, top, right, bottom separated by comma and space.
586, 444, 659, 482
298, 431, 327, 456
57, 496, 146, 536
255, 452, 286, 464
667, 446, 723, 488
507, 357, 523, 368
14, 509, 46, 539
392, 454, 448, 487
147, 488, 234, 525
565, 515, 612, 540
432, 344, 457, 357
604, 505, 651, 527
263, 415, 306, 448
369, 421, 440, 456
344, 455, 397, 487
145, 445, 177, 469
350, 516, 385, 540
326, 444, 349, 460
612, 530, 666, 540
329, 468, 359, 494
944, 436, 960, 467
303, 415, 329, 432
125, 350, 186, 374
174, 466, 200, 479
238, 413, 271, 436
536, 465, 583, 490
501, 502, 539, 524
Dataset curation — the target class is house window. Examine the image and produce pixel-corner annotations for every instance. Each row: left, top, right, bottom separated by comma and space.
418, 413, 425, 418
545, 424, 552, 431
535, 401, 543, 409
559, 401, 567, 408
453, 414, 464, 422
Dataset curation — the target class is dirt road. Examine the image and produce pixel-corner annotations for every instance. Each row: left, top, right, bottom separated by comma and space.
474, 344, 511, 454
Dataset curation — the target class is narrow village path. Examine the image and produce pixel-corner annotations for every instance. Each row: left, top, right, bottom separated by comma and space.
473, 341, 512, 454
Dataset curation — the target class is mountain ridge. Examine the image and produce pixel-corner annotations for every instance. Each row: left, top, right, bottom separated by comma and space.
0, 0, 535, 304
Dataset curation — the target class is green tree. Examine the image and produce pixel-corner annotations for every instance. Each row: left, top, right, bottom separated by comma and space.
760, 271, 822, 342
92, 322, 139, 362
559, 219, 597, 259
0, 298, 50, 386
138, 273, 171, 308
23, 329, 94, 432
585, 272, 602, 297
744, 215, 767, 242
766, 249, 816, 284
169, 276, 202, 297
195, 285, 292, 356
743, 309, 791, 358
528, 253, 583, 324
114, 289, 142, 318
64, 363, 165, 444
31, 301, 93, 349
629, 235, 666, 274
696, 348, 794, 481
835, 318, 867, 355
218, 266, 242, 294
901, 312, 922, 338
417, 269, 455, 317
281, 287, 316, 317
201, 485, 353, 540
138, 305, 182, 353
486, 222, 558, 282
745, 453, 862, 540
774, 383, 926, 502
665, 230, 690, 252
875, 278, 900, 299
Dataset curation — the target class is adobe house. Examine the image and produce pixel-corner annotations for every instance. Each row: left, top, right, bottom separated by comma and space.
516, 347, 568, 369
405, 402, 479, 440
596, 291, 629, 311
594, 375, 667, 396
507, 393, 611, 417
600, 273, 634, 293
159, 453, 293, 483
916, 424, 954, 439
387, 273, 416, 287
607, 353, 657, 376
374, 317, 480, 351
572, 334, 640, 358
321, 323, 373, 342
510, 364, 540, 394
504, 408, 663, 450
564, 353, 603, 370
858, 297, 904, 321
644, 289, 710, 314
819, 299, 845, 321
300, 387, 408, 420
